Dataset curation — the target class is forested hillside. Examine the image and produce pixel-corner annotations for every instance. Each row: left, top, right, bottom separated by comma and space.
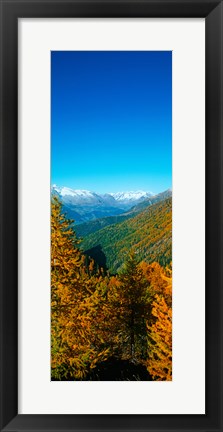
75, 189, 172, 238
81, 197, 172, 274
51, 196, 172, 381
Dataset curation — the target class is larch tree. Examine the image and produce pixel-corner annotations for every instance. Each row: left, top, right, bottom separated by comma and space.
146, 271, 172, 381
51, 195, 110, 379
51, 196, 97, 379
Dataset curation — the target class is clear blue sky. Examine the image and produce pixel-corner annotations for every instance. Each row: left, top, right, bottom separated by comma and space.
51, 51, 172, 194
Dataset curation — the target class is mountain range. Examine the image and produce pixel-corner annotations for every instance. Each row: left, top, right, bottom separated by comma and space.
51, 185, 172, 274
52, 185, 154, 224
75, 189, 172, 238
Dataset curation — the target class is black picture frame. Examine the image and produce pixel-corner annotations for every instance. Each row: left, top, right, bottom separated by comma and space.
0, 0, 222, 431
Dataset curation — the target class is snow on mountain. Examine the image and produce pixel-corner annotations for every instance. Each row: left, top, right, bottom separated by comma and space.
51, 185, 166, 224
53, 186, 93, 198
52, 185, 154, 205
52, 185, 122, 223
52, 185, 117, 206
110, 191, 154, 203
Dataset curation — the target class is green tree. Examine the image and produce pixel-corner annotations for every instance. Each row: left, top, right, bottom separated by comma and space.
109, 253, 151, 362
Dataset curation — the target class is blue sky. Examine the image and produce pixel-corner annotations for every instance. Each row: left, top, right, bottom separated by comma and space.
51, 51, 172, 194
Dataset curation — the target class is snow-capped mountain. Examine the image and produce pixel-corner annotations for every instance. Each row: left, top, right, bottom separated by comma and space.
110, 190, 154, 203
52, 185, 153, 206
51, 185, 156, 224
52, 185, 116, 207
53, 186, 92, 198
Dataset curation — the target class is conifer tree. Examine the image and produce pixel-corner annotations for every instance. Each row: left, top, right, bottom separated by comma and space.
146, 270, 172, 381
51, 196, 110, 379
109, 253, 151, 362
51, 195, 87, 378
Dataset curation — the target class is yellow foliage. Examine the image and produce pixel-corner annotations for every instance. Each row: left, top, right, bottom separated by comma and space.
146, 290, 172, 380
51, 197, 172, 381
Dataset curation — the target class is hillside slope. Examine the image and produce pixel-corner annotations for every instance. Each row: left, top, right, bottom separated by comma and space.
76, 189, 172, 238
51, 186, 154, 224
81, 197, 172, 274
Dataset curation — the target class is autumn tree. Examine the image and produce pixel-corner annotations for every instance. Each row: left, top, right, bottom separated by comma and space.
51, 196, 83, 377
51, 195, 172, 380
146, 271, 172, 381
140, 261, 169, 297
51, 196, 109, 380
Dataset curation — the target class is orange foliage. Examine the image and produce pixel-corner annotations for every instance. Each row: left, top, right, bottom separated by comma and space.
51, 197, 172, 381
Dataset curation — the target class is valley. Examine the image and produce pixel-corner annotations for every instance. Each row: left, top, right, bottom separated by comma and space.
51, 185, 172, 274
82, 197, 172, 273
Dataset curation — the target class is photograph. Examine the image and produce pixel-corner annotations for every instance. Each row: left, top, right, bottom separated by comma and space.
2, 0, 223, 429
51, 51, 172, 381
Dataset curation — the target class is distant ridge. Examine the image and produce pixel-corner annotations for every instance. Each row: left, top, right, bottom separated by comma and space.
51, 185, 158, 224
75, 189, 172, 238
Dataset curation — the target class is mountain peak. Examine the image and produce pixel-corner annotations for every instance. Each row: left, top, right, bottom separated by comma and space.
51, 185, 154, 202
109, 191, 154, 202
51, 185, 163, 224
52, 185, 93, 198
